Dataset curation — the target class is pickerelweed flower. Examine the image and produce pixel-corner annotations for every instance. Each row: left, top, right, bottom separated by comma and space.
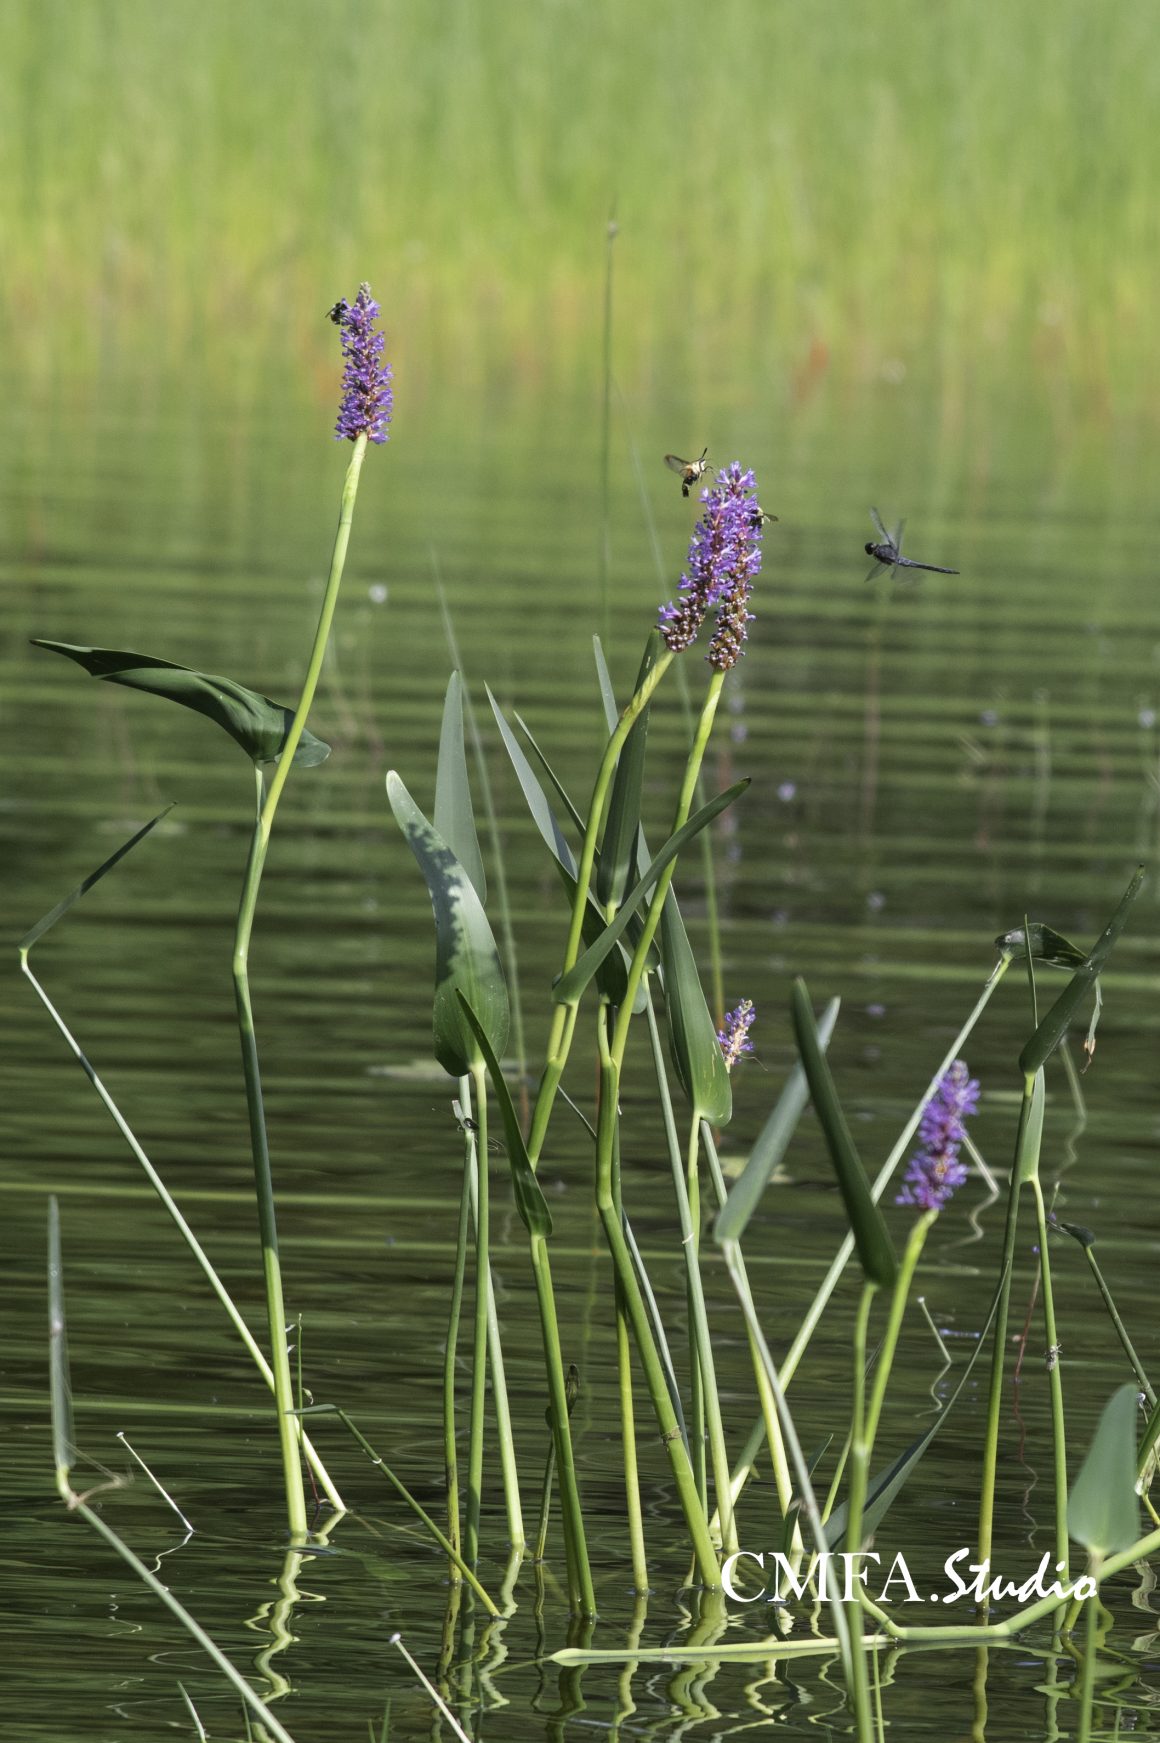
332, 284, 393, 444
659, 463, 767, 670
718, 999, 756, 1070
895, 1059, 980, 1212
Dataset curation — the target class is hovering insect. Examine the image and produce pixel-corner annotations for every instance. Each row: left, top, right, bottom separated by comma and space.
664, 448, 711, 497
327, 300, 349, 325
863, 507, 959, 584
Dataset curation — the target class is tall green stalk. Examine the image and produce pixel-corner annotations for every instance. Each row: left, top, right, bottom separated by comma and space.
232, 432, 368, 1537
443, 1091, 474, 1564
1031, 1177, 1069, 1579
464, 1062, 491, 1566
596, 1030, 720, 1585
976, 1069, 1038, 1580
682, 1113, 736, 1553
611, 1089, 650, 1592
844, 1283, 878, 1743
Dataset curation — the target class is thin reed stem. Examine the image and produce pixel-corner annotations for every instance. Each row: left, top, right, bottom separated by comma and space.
595, 1025, 719, 1585
977, 1073, 1035, 1581
443, 1087, 474, 1565
845, 1282, 878, 1742
611, 1095, 649, 1591
1031, 1178, 1069, 1580
682, 1113, 736, 1552
232, 432, 369, 1536
464, 1062, 490, 1566
21, 955, 342, 1507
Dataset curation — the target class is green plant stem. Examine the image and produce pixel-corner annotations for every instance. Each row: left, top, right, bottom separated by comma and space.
305, 1407, 499, 1614
977, 1072, 1035, 1581
527, 1229, 596, 1615
615, 1277, 650, 1592
717, 1233, 855, 1681
611, 1096, 649, 1592
21, 956, 343, 1508
845, 1282, 878, 1743
234, 766, 307, 1538
683, 1113, 737, 1553
864, 1212, 936, 1458
1076, 1579, 1100, 1742
464, 1063, 490, 1566
73, 1501, 301, 1743
610, 672, 725, 1071
595, 1032, 720, 1585
1081, 1247, 1156, 1405
231, 432, 369, 1537
443, 1092, 474, 1564
526, 650, 674, 1164
700, 1123, 795, 1524
462, 1097, 524, 1551
1031, 1178, 1069, 1580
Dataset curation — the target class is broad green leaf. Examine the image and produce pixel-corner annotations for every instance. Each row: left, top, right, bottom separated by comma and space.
791, 977, 897, 1290
1019, 868, 1145, 1074
19, 807, 174, 953
553, 779, 750, 1006
661, 897, 731, 1125
1069, 1383, 1141, 1557
715, 999, 840, 1246
826, 1270, 1004, 1550
47, 1197, 75, 1492
435, 672, 486, 904
1014, 1069, 1046, 1185
595, 633, 658, 909
995, 922, 1087, 971
387, 772, 509, 1078
457, 992, 552, 1238
32, 640, 330, 768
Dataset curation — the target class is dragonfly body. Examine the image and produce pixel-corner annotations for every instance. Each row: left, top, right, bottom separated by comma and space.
863, 508, 959, 582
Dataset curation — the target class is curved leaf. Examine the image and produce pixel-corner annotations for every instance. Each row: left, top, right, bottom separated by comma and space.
435, 672, 486, 903
553, 778, 750, 1006
457, 992, 552, 1238
791, 977, 897, 1290
387, 772, 509, 1078
32, 640, 330, 767
1019, 868, 1145, 1074
661, 897, 731, 1125
1069, 1383, 1141, 1557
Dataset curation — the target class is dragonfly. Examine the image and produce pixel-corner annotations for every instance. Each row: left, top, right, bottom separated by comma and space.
864, 508, 959, 584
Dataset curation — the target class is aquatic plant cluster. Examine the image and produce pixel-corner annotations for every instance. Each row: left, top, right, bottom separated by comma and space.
26, 288, 1157, 1743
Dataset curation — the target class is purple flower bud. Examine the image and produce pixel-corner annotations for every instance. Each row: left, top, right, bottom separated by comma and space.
718, 999, 756, 1071
333, 284, 393, 445
660, 463, 767, 669
895, 1060, 980, 1213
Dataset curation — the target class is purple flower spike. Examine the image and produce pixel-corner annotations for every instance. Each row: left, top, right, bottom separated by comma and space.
660, 463, 768, 669
333, 284, 393, 445
718, 999, 756, 1071
895, 1060, 980, 1213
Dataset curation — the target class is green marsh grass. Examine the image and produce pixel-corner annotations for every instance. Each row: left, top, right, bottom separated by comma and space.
5, 2, 1160, 411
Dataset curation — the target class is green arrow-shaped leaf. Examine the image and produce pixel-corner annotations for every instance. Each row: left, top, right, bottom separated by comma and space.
387, 772, 509, 1078
32, 641, 330, 767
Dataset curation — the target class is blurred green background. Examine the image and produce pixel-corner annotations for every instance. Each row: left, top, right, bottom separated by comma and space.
4, 0, 1157, 418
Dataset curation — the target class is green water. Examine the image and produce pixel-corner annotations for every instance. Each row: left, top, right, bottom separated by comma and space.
4, 368, 1160, 1741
